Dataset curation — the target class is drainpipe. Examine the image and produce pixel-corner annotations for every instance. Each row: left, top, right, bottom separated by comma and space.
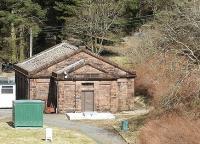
27, 78, 30, 99
55, 80, 59, 114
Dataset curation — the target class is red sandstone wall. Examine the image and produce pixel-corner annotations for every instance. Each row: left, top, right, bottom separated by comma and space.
57, 79, 135, 113
27, 78, 135, 113
29, 79, 50, 101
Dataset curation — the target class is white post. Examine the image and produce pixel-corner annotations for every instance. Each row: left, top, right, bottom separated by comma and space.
45, 128, 53, 142
29, 28, 33, 57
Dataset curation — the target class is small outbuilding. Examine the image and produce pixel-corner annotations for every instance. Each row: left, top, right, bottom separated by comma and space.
14, 43, 136, 113
0, 77, 16, 108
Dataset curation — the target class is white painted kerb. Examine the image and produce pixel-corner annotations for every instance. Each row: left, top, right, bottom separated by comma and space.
66, 112, 115, 120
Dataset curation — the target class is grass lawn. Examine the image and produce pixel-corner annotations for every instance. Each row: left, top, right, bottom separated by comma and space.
106, 56, 132, 68
0, 120, 96, 144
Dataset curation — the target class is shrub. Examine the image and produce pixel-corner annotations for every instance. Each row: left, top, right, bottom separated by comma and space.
138, 115, 200, 144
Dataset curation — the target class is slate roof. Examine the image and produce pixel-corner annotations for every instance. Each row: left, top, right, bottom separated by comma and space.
16, 43, 78, 73
15, 42, 136, 77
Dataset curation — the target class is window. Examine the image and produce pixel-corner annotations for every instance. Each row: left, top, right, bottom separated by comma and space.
1, 86, 13, 94
82, 83, 94, 86
82, 83, 94, 89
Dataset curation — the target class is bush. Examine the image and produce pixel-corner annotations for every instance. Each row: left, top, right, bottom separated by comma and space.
138, 115, 200, 144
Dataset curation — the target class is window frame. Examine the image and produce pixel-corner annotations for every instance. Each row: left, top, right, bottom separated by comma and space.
1, 85, 14, 94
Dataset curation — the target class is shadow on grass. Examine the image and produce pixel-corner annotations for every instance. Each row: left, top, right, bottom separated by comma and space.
6, 121, 14, 128
41, 138, 52, 142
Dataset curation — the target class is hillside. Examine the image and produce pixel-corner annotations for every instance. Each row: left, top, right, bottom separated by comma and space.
109, 1, 200, 143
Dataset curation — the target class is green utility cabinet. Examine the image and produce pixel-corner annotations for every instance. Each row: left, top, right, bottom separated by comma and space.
13, 100, 44, 128
121, 120, 129, 131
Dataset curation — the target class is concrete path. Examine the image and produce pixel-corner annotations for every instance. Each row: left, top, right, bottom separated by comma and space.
44, 114, 127, 144
0, 109, 12, 119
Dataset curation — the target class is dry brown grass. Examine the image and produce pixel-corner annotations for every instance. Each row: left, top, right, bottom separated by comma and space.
138, 115, 200, 144
120, 14, 200, 116
134, 54, 175, 102
134, 52, 200, 117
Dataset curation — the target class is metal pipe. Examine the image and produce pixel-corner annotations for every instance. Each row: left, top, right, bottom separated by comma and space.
55, 80, 59, 114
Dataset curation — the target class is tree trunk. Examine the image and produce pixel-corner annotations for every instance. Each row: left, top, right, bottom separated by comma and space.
94, 37, 97, 53
19, 26, 25, 61
10, 22, 17, 63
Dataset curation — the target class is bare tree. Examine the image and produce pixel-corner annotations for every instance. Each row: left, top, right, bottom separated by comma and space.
65, 0, 125, 54
158, 0, 200, 67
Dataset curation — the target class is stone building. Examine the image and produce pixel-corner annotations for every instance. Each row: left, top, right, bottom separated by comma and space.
14, 43, 136, 113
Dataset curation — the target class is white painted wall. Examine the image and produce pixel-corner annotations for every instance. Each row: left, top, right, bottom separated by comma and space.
0, 85, 16, 108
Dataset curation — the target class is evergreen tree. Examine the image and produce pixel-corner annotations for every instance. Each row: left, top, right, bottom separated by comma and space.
0, 0, 45, 62
31, 0, 81, 52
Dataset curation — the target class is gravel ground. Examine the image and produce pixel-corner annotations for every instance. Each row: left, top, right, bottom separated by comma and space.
0, 109, 12, 119
0, 109, 126, 144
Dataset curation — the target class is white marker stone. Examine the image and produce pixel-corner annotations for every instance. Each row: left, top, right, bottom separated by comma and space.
45, 128, 53, 142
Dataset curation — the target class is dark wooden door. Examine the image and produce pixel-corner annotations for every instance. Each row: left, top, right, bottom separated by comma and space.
81, 91, 94, 112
